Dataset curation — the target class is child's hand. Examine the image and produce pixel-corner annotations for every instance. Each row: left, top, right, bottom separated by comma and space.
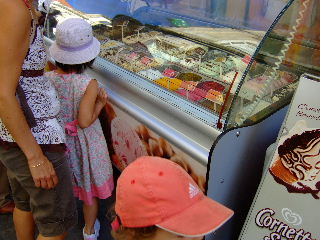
96, 88, 108, 106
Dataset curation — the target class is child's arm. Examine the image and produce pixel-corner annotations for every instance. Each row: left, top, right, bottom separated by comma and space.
78, 79, 107, 128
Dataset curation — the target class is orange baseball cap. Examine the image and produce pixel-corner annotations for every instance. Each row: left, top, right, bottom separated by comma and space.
114, 156, 234, 237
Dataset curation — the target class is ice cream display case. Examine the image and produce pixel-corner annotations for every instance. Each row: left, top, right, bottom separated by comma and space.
45, 0, 315, 132
44, 0, 320, 239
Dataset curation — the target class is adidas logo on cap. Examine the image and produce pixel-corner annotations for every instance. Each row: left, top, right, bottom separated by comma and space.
189, 183, 200, 198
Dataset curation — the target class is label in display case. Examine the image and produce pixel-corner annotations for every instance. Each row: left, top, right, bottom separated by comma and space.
239, 74, 320, 240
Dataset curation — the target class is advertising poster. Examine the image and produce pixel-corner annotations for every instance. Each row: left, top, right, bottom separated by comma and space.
99, 101, 207, 192
239, 74, 320, 240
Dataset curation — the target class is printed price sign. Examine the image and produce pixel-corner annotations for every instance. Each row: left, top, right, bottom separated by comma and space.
127, 52, 139, 60
239, 74, 320, 240
162, 68, 178, 78
141, 56, 151, 65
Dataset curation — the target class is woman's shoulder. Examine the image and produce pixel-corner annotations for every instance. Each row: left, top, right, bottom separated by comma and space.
1, 1, 30, 24
0, 0, 31, 38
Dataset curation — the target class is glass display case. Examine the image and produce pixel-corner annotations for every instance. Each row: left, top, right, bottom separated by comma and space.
45, 0, 320, 134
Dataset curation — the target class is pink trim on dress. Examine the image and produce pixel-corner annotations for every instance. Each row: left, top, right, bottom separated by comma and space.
73, 177, 114, 205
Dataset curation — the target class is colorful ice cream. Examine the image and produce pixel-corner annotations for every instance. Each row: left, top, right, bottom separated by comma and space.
176, 88, 205, 102
176, 81, 225, 103
199, 56, 236, 80
153, 77, 183, 91
180, 57, 198, 68
116, 55, 160, 72
146, 41, 180, 62
123, 31, 161, 44
100, 40, 125, 50
177, 73, 202, 82
198, 81, 225, 103
197, 81, 225, 92
223, 71, 242, 93
138, 69, 163, 81
162, 68, 178, 78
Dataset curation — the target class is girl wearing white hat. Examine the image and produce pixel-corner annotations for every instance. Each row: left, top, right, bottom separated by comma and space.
0, 0, 77, 240
46, 18, 114, 240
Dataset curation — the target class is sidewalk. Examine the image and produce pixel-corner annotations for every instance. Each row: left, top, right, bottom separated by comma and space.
0, 197, 115, 240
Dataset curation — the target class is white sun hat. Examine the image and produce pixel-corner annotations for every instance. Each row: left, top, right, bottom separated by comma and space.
49, 18, 100, 65
38, 0, 52, 13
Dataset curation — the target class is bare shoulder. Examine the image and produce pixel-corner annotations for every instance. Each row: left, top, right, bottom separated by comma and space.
86, 79, 99, 91
82, 79, 98, 99
0, 0, 31, 34
0, 0, 32, 66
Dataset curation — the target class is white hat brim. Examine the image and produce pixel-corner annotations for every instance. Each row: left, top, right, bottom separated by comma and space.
49, 37, 101, 65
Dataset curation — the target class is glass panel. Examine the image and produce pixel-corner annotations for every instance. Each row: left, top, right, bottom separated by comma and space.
65, 0, 287, 30
226, 0, 320, 129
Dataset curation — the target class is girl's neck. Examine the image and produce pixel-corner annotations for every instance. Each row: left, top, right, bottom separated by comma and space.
54, 68, 76, 75
55, 68, 68, 74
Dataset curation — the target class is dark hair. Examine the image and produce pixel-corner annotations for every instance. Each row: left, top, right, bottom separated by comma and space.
107, 205, 157, 240
111, 225, 158, 240
55, 59, 95, 74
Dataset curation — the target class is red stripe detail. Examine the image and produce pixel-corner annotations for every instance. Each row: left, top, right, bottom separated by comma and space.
23, 0, 31, 8
217, 72, 239, 129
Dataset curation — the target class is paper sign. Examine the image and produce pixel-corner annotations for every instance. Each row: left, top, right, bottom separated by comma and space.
163, 68, 178, 78
239, 74, 320, 240
141, 56, 151, 65
127, 52, 139, 60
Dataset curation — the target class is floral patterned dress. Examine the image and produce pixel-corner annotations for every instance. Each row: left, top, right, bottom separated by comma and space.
45, 71, 114, 205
